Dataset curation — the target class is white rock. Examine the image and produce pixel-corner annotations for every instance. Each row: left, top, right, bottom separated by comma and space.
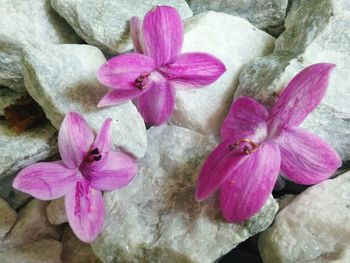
235, 0, 350, 161
276, 194, 296, 212
0, 198, 17, 240
259, 172, 350, 263
169, 12, 275, 138
0, 239, 62, 263
0, 88, 23, 116
62, 226, 101, 263
22, 44, 147, 158
0, 200, 63, 251
187, 0, 288, 36
92, 125, 278, 263
0, 120, 58, 180
0, 0, 80, 92
51, 0, 192, 54
46, 198, 67, 225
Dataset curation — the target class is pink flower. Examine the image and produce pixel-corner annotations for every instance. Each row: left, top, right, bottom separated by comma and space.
196, 63, 342, 223
97, 6, 226, 125
13, 112, 137, 242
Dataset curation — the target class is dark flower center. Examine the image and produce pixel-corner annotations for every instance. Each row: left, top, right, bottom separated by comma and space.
229, 139, 259, 155
86, 147, 102, 162
135, 73, 150, 90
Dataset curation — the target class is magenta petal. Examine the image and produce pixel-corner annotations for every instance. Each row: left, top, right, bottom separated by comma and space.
89, 151, 138, 191
98, 89, 145, 107
276, 126, 341, 185
130, 16, 145, 54
196, 140, 251, 201
166, 52, 226, 88
142, 6, 183, 66
136, 81, 175, 125
65, 178, 105, 243
97, 53, 155, 90
13, 161, 76, 200
220, 142, 281, 223
268, 63, 335, 135
58, 112, 94, 169
221, 96, 269, 142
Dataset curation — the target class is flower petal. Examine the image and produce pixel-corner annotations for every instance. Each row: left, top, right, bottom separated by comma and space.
221, 96, 269, 142
89, 151, 138, 191
142, 6, 183, 66
136, 80, 175, 125
97, 53, 155, 90
13, 161, 76, 200
97, 89, 146, 107
268, 63, 335, 135
276, 126, 341, 185
58, 112, 94, 169
196, 140, 250, 201
130, 16, 145, 54
65, 178, 105, 243
165, 52, 226, 88
220, 142, 281, 223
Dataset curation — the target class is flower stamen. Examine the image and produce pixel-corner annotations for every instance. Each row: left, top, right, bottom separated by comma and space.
87, 147, 102, 162
135, 73, 150, 90
229, 138, 259, 155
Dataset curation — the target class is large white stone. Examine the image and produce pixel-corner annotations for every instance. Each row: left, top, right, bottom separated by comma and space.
0, 200, 63, 251
0, 239, 62, 263
235, 0, 350, 161
0, 0, 80, 92
0, 198, 17, 240
259, 172, 350, 263
169, 12, 275, 138
0, 120, 57, 180
51, 0, 192, 54
22, 44, 147, 158
187, 0, 288, 36
92, 125, 278, 263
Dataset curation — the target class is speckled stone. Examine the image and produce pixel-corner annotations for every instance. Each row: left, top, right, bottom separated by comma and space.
22, 44, 147, 158
0, 120, 57, 180
92, 125, 278, 263
0, 198, 17, 240
0, 239, 62, 263
187, 0, 288, 36
0, 88, 23, 116
169, 12, 275, 138
51, 0, 192, 54
0, 0, 80, 92
235, 0, 350, 162
259, 172, 350, 263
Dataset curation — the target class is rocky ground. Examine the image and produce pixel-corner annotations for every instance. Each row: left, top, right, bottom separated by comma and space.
0, 0, 349, 262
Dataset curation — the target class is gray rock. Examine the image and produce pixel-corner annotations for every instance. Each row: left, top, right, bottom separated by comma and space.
47, 198, 67, 225
0, 120, 58, 180
62, 226, 101, 263
276, 194, 296, 212
259, 171, 350, 263
0, 0, 80, 92
51, 0, 192, 54
92, 125, 278, 263
235, 0, 350, 161
22, 44, 147, 158
169, 12, 275, 138
187, 0, 288, 36
0, 200, 63, 251
0, 88, 23, 116
0, 174, 31, 210
0, 198, 17, 240
0, 239, 62, 263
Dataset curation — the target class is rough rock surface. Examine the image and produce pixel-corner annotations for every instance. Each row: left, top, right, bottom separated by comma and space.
62, 226, 101, 263
0, 88, 23, 116
0, 239, 62, 263
0, 200, 63, 251
47, 198, 67, 225
259, 171, 350, 263
187, 0, 288, 36
22, 44, 147, 158
51, 0, 192, 54
0, 174, 31, 210
0, 120, 58, 180
235, 0, 350, 161
169, 12, 275, 138
0, 198, 17, 240
0, 0, 80, 91
92, 125, 278, 263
